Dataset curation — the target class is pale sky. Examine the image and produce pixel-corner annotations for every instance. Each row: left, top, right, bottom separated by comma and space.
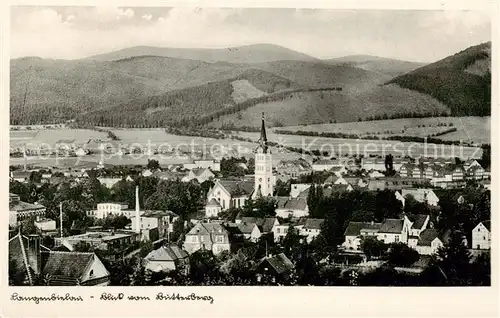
10, 7, 491, 62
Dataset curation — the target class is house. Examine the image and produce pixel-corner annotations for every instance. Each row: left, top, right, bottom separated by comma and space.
466, 165, 486, 180
299, 218, 324, 243
253, 253, 295, 283
415, 229, 445, 255
237, 222, 261, 242
367, 177, 420, 191
237, 217, 279, 235
86, 202, 130, 219
323, 175, 345, 185
472, 221, 491, 250
331, 166, 347, 177
97, 177, 123, 188
9, 193, 47, 226
144, 244, 190, 274
41, 251, 110, 286
206, 179, 254, 210
401, 188, 439, 207
142, 169, 156, 177
54, 230, 140, 252
342, 221, 382, 250
312, 159, 344, 172
376, 217, 413, 244
10, 170, 31, 183
289, 184, 311, 198
323, 184, 354, 196
463, 159, 482, 171
273, 224, 290, 242
205, 198, 222, 218
276, 159, 312, 178
182, 168, 215, 183
407, 214, 430, 237
183, 223, 231, 255
361, 158, 385, 171
275, 197, 309, 218
9, 232, 110, 286
130, 210, 179, 241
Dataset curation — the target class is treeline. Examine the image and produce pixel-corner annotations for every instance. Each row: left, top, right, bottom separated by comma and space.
360, 111, 450, 122
275, 129, 470, 146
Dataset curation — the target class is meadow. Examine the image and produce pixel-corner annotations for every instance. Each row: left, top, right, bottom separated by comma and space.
276, 116, 490, 145
234, 131, 483, 159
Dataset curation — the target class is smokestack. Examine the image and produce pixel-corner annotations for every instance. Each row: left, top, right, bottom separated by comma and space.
23, 147, 27, 171
59, 202, 63, 237
135, 186, 141, 234
27, 234, 41, 275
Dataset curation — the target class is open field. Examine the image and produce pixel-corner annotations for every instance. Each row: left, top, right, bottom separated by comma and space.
234, 131, 483, 159
10, 128, 108, 149
276, 116, 490, 144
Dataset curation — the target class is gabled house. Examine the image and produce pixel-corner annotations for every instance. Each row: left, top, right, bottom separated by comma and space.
183, 222, 231, 255
237, 217, 279, 235
415, 229, 445, 255
272, 224, 290, 242
401, 188, 439, 206
144, 244, 190, 274
206, 179, 254, 210
323, 184, 354, 196
182, 168, 215, 183
466, 165, 486, 180
237, 222, 261, 242
275, 197, 309, 218
299, 218, 324, 243
289, 183, 311, 198
205, 198, 222, 218
9, 232, 110, 286
342, 221, 382, 250
41, 251, 110, 286
472, 221, 491, 250
463, 159, 482, 171
276, 159, 312, 178
376, 217, 413, 244
253, 253, 295, 283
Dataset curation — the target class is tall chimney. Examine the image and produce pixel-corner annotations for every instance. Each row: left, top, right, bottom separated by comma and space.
135, 186, 141, 234
59, 202, 63, 237
23, 147, 27, 171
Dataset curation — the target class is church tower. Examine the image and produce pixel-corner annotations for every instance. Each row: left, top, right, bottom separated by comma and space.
253, 113, 275, 198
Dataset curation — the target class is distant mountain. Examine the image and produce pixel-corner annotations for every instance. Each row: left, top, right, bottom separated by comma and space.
326, 55, 426, 77
85, 43, 319, 64
10, 55, 274, 124
387, 42, 491, 116
11, 43, 465, 127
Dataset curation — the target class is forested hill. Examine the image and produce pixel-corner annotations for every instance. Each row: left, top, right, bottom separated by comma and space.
387, 42, 491, 116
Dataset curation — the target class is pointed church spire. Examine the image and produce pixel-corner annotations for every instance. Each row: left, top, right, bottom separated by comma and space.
258, 112, 268, 153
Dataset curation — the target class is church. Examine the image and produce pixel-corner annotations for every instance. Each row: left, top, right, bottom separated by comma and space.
205, 113, 277, 213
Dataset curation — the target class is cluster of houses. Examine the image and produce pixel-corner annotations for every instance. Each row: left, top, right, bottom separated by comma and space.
9, 113, 491, 286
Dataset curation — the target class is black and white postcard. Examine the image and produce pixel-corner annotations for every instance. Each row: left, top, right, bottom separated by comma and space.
2, 0, 498, 317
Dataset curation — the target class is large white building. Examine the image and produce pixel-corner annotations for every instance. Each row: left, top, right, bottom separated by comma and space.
253, 113, 276, 199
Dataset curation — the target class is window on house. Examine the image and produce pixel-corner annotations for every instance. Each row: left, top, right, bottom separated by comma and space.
89, 270, 94, 277
277, 228, 280, 233
395, 236, 399, 242
216, 235, 224, 243
192, 236, 198, 243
